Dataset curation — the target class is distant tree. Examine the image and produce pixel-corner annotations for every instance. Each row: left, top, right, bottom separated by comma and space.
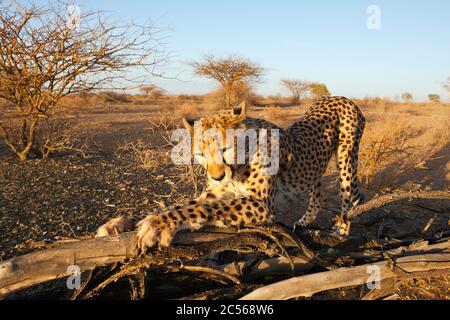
309, 82, 331, 99
428, 94, 441, 104
281, 79, 311, 103
139, 84, 165, 99
443, 77, 450, 98
401, 92, 413, 102
192, 54, 263, 108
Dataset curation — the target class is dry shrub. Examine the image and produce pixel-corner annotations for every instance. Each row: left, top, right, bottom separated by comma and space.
117, 140, 159, 169
146, 113, 179, 145
147, 115, 206, 198
115, 115, 206, 198
148, 89, 166, 100
358, 118, 424, 187
34, 118, 92, 159
357, 96, 395, 111
145, 114, 207, 197
116, 113, 178, 169
429, 120, 450, 147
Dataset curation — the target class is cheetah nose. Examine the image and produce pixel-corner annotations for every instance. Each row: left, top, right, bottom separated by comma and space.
211, 173, 226, 182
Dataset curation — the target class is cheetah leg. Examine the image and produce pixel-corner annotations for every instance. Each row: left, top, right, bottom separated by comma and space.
95, 188, 237, 239
334, 135, 363, 236
295, 182, 323, 229
96, 216, 140, 238
135, 198, 272, 252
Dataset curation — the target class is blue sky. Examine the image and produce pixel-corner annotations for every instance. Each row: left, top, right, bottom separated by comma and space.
66, 1, 450, 100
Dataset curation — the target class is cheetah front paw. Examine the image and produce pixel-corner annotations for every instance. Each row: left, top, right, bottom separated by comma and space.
136, 215, 175, 253
333, 215, 351, 238
96, 216, 136, 238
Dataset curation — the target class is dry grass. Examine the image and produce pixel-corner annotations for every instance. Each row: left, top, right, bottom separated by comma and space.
358, 102, 449, 190
11, 94, 447, 192
116, 140, 159, 170
358, 118, 420, 187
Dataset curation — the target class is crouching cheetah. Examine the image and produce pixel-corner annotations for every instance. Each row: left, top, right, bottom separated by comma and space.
96, 96, 366, 252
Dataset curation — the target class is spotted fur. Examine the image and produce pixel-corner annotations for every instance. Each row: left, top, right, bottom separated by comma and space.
96, 96, 365, 252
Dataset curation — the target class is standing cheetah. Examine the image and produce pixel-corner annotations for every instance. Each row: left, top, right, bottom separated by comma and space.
97, 96, 366, 252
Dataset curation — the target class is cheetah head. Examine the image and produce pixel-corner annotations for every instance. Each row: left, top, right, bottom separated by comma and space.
182, 102, 248, 185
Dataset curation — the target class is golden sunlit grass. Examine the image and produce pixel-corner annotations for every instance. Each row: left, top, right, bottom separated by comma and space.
5, 93, 447, 192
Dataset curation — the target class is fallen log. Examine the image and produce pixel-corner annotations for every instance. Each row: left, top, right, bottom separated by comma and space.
240, 253, 450, 300
348, 190, 450, 219
0, 225, 314, 298
0, 230, 239, 298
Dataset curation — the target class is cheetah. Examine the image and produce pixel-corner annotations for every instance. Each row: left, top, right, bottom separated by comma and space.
96, 96, 366, 252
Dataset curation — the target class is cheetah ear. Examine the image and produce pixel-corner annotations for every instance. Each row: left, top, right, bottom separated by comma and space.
232, 101, 247, 122
182, 117, 195, 134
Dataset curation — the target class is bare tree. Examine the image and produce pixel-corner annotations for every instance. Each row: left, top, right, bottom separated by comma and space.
192, 54, 263, 108
281, 79, 311, 103
401, 92, 413, 102
309, 82, 331, 99
0, 1, 163, 160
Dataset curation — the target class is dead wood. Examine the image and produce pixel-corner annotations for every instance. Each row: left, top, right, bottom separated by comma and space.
240, 253, 450, 300
348, 190, 450, 219
0, 225, 315, 298
329, 239, 450, 263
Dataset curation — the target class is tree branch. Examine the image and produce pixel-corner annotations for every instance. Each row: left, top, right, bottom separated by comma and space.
348, 190, 450, 219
